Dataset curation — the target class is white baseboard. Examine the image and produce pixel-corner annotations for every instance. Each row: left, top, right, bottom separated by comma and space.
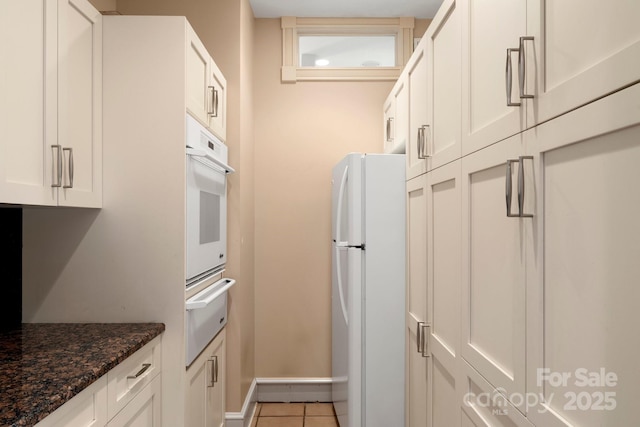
225, 377, 333, 426
225, 379, 258, 427
256, 377, 333, 403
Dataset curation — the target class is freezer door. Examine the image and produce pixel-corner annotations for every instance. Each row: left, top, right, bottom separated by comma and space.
332, 244, 363, 427
332, 153, 363, 245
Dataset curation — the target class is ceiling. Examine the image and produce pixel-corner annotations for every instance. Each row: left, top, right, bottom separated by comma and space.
249, 0, 444, 19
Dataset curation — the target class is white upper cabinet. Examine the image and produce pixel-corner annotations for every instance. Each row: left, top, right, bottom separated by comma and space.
0, 0, 102, 207
425, 0, 461, 172
186, 26, 227, 141
406, 40, 430, 180
383, 75, 408, 155
461, 0, 527, 155
526, 0, 640, 126
461, 0, 640, 155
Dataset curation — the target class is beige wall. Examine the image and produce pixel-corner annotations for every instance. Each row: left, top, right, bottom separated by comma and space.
253, 19, 394, 377
115, 0, 256, 413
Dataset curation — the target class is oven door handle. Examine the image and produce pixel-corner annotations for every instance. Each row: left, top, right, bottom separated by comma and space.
186, 278, 236, 310
186, 148, 235, 174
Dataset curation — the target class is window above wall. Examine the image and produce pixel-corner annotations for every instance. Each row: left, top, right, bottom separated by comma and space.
281, 17, 415, 83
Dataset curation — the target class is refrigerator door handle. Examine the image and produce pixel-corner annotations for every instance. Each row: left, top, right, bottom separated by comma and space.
335, 246, 349, 325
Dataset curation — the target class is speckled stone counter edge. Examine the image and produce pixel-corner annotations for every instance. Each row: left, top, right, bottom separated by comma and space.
0, 323, 165, 427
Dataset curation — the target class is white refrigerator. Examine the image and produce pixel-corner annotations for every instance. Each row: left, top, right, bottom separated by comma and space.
331, 153, 406, 427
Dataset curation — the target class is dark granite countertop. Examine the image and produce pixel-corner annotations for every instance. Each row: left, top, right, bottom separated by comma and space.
0, 323, 165, 427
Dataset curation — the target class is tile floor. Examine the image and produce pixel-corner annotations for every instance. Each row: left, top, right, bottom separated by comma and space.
251, 402, 338, 427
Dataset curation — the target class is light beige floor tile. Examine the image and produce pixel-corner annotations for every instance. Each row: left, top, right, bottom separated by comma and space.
305, 403, 336, 416
256, 416, 304, 427
259, 402, 305, 417
304, 416, 339, 427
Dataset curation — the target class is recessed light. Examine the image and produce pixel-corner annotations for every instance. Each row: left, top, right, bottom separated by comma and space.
315, 59, 330, 66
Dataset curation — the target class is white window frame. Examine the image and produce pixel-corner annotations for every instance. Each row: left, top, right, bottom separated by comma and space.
281, 17, 415, 83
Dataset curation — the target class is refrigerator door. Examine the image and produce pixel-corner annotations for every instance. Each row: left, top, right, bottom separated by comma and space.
332, 153, 363, 245
332, 243, 362, 427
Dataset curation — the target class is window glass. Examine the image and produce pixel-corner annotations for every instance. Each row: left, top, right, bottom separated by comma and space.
298, 35, 396, 68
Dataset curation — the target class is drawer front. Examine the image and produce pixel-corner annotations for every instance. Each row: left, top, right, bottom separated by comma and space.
107, 335, 162, 420
34, 376, 107, 427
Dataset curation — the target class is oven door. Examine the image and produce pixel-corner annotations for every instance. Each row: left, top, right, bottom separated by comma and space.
186, 151, 227, 283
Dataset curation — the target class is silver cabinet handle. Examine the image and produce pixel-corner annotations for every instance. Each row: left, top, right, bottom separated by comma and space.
417, 125, 430, 160
422, 125, 430, 158
506, 156, 534, 218
421, 324, 430, 358
63, 147, 73, 189
506, 48, 521, 107
208, 356, 219, 387
208, 86, 219, 117
417, 321, 424, 353
213, 355, 219, 383
518, 36, 534, 100
518, 155, 534, 218
386, 117, 394, 142
127, 363, 151, 379
51, 145, 62, 188
506, 159, 519, 217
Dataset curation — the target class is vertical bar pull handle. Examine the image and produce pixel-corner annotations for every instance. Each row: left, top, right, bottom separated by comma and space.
416, 127, 424, 160
51, 145, 62, 188
63, 147, 73, 189
421, 324, 430, 358
506, 48, 521, 107
213, 355, 219, 383
518, 155, 534, 218
506, 159, 520, 217
422, 125, 431, 158
208, 86, 219, 117
518, 37, 535, 100
208, 357, 216, 387
417, 321, 424, 353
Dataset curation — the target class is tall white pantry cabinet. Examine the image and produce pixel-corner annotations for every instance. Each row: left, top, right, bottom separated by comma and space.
396, 0, 640, 426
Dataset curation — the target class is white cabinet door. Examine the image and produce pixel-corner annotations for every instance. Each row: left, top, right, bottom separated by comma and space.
526, 83, 640, 427
0, 0, 101, 207
406, 174, 428, 427
186, 26, 212, 128
186, 26, 227, 142
459, 360, 534, 427
0, 0, 56, 205
461, 134, 531, 413
56, 0, 102, 207
426, 160, 461, 427
406, 42, 430, 180
185, 329, 226, 427
526, 0, 640, 126
460, 0, 527, 155
426, 0, 461, 172
207, 60, 227, 142
383, 75, 408, 154
107, 375, 162, 427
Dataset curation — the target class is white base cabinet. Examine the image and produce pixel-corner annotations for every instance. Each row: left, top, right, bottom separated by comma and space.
0, 0, 102, 207
35, 337, 162, 427
185, 329, 226, 427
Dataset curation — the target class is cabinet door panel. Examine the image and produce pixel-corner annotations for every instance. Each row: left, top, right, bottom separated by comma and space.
429, 0, 461, 171
207, 61, 227, 141
527, 84, 640, 427
107, 375, 162, 427
406, 174, 428, 427
461, 136, 527, 411
459, 361, 533, 427
407, 45, 429, 179
186, 27, 211, 126
57, 0, 102, 207
528, 0, 640, 125
461, 0, 527, 154
0, 0, 56, 205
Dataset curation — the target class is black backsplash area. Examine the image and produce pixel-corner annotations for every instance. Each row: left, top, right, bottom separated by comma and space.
0, 207, 22, 331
